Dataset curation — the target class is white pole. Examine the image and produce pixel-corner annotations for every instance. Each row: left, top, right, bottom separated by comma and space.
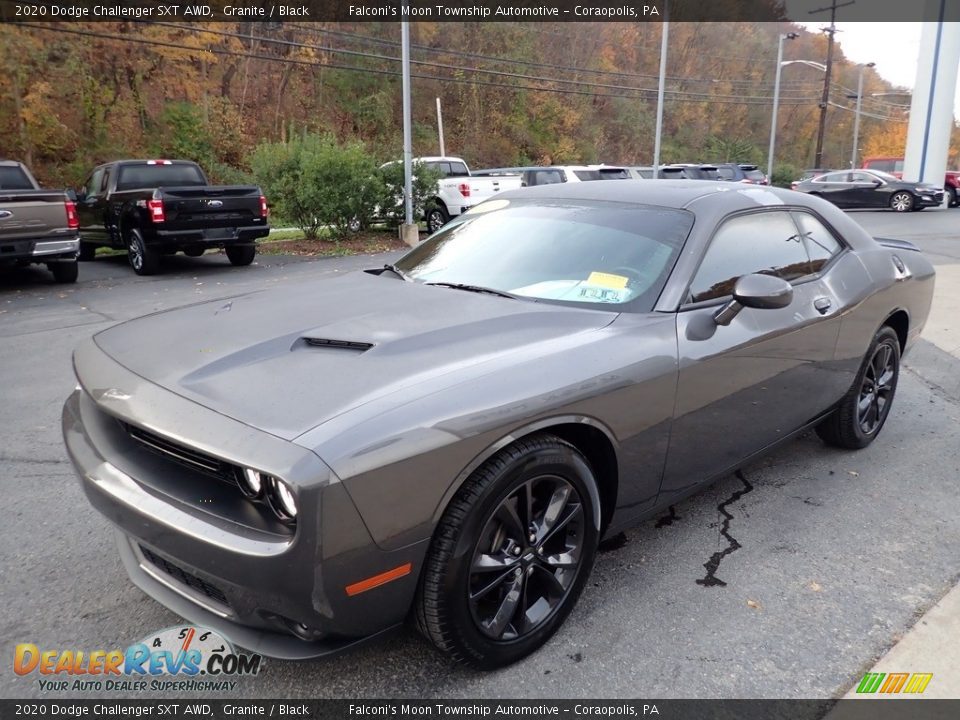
652, 16, 669, 177
436, 97, 445, 157
767, 35, 785, 182
401, 17, 413, 227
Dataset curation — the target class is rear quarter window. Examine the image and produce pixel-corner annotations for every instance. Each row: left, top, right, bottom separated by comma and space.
0, 166, 36, 190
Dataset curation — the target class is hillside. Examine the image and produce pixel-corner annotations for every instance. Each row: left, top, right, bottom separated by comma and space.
0, 20, 944, 187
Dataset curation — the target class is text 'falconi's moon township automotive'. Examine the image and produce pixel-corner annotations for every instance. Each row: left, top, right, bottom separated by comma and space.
63, 181, 934, 669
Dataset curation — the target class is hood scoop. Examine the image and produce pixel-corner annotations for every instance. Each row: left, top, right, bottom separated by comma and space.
300, 337, 374, 352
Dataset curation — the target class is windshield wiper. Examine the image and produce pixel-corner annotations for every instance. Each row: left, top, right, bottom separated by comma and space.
382, 263, 411, 281
425, 282, 517, 299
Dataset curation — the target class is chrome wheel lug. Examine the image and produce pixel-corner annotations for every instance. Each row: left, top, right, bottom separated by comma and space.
512, 547, 521, 556
537, 547, 544, 556
528, 533, 536, 543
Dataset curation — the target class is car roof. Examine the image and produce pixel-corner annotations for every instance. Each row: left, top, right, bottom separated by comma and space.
496, 179, 802, 210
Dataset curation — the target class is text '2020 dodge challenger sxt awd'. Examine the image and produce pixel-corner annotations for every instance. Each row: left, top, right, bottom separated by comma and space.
64, 182, 934, 668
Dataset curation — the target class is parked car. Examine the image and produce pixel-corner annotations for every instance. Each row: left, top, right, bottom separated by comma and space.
74, 159, 269, 275
404, 157, 522, 233
862, 156, 960, 207
714, 163, 769, 185
517, 165, 631, 187
65, 180, 934, 669
658, 163, 719, 180
793, 169, 944, 212
0, 160, 80, 284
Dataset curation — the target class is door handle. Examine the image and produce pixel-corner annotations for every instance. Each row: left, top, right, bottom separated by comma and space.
814, 297, 832, 314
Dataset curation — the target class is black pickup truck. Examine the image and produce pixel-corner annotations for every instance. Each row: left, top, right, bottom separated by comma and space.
0, 160, 80, 284
74, 160, 269, 275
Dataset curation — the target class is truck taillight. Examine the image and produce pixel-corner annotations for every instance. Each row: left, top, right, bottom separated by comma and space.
458, 183, 471, 198
147, 199, 165, 223
260, 195, 269, 218
64, 200, 79, 230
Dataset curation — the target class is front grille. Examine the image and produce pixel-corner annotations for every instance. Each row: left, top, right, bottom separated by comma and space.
140, 545, 231, 608
123, 422, 241, 486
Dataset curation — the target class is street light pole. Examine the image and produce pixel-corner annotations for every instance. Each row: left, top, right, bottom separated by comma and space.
851, 62, 876, 169
652, 11, 669, 177
767, 32, 798, 182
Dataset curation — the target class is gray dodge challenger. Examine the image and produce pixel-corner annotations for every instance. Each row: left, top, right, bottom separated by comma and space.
63, 181, 935, 668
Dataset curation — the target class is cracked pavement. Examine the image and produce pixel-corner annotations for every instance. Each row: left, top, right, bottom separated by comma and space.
2, 214, 959, 699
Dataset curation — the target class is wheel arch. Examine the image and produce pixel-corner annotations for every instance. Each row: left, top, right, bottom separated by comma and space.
431, 415, 619, 534
882, 308, 910, 354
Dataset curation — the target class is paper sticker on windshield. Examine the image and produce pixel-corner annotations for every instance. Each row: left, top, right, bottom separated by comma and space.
587, 272, 629, 289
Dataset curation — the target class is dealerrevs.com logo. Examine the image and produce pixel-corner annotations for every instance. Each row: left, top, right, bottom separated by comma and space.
14, 626, 262, 692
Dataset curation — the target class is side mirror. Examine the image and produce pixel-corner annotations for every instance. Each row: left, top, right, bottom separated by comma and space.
714, 274, 793, 326
65, 189, 78, 202
75, 189, 87, 202
873, 179, 883, 187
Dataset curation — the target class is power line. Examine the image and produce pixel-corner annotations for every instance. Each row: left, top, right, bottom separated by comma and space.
151, 22, 820, 104
15, 23, 819, 107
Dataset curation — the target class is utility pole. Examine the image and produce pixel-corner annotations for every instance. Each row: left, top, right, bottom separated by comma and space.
809, 0, 854, 169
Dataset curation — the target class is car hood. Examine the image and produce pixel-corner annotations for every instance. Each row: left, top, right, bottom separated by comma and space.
93, 271, 617, 440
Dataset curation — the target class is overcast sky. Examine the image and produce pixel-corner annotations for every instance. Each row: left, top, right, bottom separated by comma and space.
795, 21, 960, 118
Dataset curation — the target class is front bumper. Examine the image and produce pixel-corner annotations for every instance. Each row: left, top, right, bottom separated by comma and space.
62, 339, 426, 659
916, 191, 944, 208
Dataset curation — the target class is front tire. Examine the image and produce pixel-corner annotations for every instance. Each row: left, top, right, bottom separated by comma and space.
416, 434, 600, 669
127, 228, 160, 276
816, 326, 900, 449
226, 244, 256, 266
890, 191, 914, 213
947, 187, 958, 208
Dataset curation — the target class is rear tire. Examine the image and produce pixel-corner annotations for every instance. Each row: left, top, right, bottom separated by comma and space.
49, 262, 78, 284
425, 204, 450, 234
127, 228, 160, 276
78, 243, 96, 261
415, 434, 600, 669
226, 244, 256, 266
816, 326, 900, 449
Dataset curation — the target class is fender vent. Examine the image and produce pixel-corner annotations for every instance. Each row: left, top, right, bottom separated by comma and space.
302, 337, 374, 352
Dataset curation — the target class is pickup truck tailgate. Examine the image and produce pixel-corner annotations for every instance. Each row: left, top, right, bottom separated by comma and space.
158, 186, 263, 229
462, 176, 522, 205
0, 191, 71, 243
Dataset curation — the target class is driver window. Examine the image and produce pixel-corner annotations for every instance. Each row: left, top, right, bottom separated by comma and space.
687, 211, 811, 304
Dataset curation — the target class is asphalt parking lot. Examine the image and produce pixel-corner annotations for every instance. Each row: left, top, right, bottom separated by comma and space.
2, 211, 959, 700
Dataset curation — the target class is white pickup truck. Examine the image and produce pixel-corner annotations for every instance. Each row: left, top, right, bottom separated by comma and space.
414, 156, 522, 232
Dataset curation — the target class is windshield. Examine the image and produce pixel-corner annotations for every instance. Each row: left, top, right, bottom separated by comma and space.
393, 199, 694, 312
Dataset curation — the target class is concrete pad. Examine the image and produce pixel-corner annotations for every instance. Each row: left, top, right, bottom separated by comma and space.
839, 581, 960, 699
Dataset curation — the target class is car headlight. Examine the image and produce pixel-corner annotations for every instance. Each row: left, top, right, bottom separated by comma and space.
238, 467, 265, 498
266, 476, 298, 523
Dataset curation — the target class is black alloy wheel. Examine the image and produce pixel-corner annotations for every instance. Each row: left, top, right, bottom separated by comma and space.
416, 434, 600, 668
816, 326, 900, 449
857, 340, 897, 435
468, 474, 585, 641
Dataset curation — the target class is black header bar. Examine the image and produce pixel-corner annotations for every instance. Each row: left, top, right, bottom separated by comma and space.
1, 0, 959, 23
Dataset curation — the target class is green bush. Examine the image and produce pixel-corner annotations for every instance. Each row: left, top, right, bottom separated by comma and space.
375, 160, 443, 226
249, 134, 383, 240
771, 162, 801, 189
